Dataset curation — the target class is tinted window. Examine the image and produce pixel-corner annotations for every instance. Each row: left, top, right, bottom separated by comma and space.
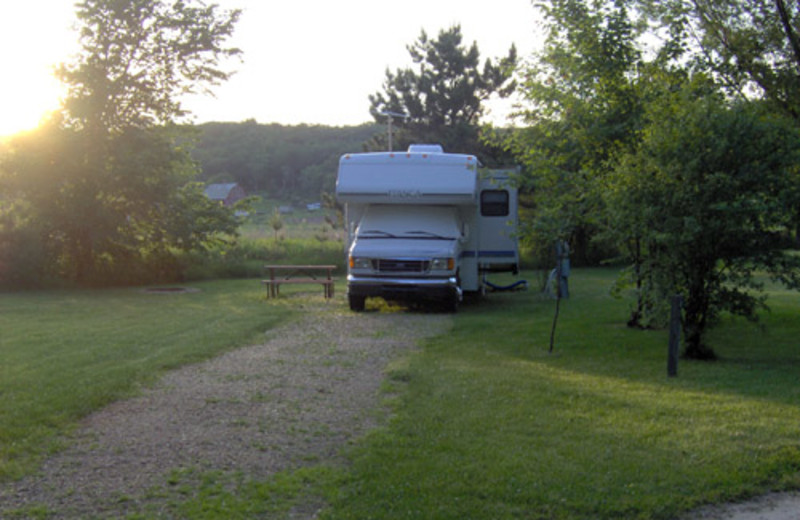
481, 190, 509, 217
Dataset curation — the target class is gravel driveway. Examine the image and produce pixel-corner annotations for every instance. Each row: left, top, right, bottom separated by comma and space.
2, 294, 797, 519
0, 297, 451, 518
681, 492, 800, 520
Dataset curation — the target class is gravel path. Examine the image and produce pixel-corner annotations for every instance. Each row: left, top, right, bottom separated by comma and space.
680, 492, 800, 520
1, 295, 797, 519
0, 298, 451, 518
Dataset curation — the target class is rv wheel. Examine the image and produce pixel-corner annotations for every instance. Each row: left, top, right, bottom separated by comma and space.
443, 293, 459, 313
348, 294, 366, 312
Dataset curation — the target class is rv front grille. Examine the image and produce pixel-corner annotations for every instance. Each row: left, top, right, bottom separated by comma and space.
374, 259, 429, 273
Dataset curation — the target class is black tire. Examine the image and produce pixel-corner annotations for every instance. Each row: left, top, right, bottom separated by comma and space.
445, 295, 459, 313
348, 294, 366, 312
443, 288, 460, 313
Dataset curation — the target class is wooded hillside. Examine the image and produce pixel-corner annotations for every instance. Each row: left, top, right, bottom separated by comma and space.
192, 121, 382, 201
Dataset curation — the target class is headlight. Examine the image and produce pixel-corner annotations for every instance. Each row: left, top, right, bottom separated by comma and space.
349, 256, 372, 270
430, 257, 455, 271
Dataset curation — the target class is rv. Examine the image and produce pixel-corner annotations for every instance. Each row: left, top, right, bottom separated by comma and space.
335, 144, 519, 312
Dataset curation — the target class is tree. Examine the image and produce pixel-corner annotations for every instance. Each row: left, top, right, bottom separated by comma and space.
639, 0, 800, 121
57, 0, 241, 133
368, 25, 517, 159
639, 0, 800, 244
501, 0, 800, 359
269, 208, 284, 242
496, 0, 645, 265
0, 0, 241, 285
611, 78, 800, 359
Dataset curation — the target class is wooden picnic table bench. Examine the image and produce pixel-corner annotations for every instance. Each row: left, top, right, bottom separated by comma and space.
262, 264, 336, 299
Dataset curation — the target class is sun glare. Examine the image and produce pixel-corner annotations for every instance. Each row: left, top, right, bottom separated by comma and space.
0, 76, 64, 138
0, 3, 74, 138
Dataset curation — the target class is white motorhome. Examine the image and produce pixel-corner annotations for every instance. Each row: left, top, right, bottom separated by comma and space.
335, 144, 519, 311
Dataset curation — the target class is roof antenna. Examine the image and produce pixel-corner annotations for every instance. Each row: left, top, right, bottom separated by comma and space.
379, 110, 408, 151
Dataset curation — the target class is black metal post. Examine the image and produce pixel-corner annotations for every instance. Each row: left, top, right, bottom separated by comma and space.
668, 295, 683, 377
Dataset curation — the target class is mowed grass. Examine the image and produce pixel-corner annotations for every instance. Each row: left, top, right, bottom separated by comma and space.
0, 279, 293, 481
325, 269, 800, 519
3, 269, 800, 519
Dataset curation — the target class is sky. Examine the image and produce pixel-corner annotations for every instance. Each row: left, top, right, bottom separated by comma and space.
0, 0, 543, 137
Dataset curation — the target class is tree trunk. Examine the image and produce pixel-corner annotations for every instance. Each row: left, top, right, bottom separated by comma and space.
682, 275, 717, 360
72, 226, 96, 284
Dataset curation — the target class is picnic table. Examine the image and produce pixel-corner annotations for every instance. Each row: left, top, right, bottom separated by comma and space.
262, 264, 336, 299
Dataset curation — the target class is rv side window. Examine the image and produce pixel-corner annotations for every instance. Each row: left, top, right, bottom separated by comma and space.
481, 190, 509, 217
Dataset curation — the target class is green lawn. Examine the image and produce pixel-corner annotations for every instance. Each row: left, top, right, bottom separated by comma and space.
0, 279, 293, 481
326, 269, 800, 519
2, 269, 799, 519
238, 195, 342, 242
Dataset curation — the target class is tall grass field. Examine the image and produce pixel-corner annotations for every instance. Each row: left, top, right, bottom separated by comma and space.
2, 269, 799, 519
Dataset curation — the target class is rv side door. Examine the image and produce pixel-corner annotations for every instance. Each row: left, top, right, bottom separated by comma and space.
477, 182, 519, 273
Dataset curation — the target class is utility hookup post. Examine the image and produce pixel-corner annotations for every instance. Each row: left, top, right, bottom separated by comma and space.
667, 295, 683, 377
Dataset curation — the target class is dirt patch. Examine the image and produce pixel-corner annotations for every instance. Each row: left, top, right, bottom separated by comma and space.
0, 298, 451, 518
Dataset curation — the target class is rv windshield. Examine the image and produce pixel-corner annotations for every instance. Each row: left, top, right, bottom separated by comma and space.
356, 206, 460, 240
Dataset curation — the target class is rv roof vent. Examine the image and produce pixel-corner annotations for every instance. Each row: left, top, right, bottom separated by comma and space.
408, 144, 444, 154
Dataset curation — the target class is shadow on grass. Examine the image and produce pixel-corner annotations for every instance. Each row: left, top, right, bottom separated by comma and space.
455, 269, 800, 407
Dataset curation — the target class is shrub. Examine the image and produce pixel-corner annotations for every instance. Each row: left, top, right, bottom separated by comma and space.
182, 238, 345, 281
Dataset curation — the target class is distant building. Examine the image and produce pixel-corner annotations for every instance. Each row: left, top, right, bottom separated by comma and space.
204, 183, 246, 206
